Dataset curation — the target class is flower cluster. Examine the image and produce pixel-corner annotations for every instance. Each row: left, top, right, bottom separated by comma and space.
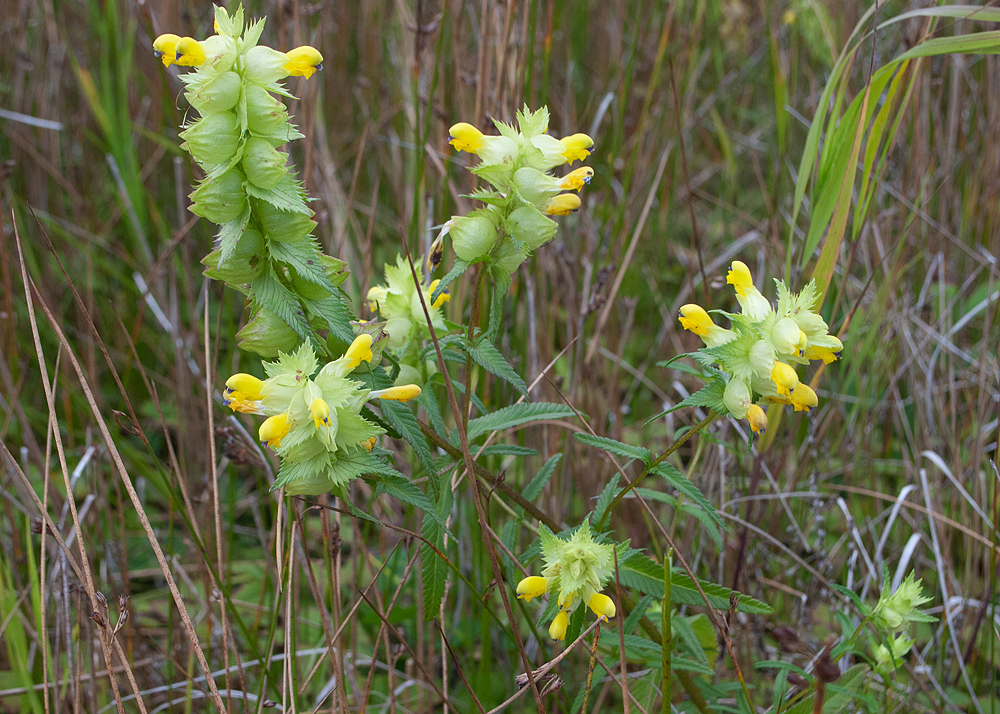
366, 255, 450, 386
444, 106, 594, 275
678, 260, 844, 435
516, 522, 616, 641
156, 5, 344, 358
871, 572, 935, 634
223, 337, 421, 495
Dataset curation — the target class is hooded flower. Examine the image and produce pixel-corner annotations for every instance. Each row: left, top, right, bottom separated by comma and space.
516, 522, 617, 640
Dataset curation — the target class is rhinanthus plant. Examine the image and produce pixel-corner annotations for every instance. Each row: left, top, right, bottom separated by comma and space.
156, 5, 355, 358
516, 522, 617, 641
437, 106, 593, 292
677, 260, 843, 435
870, 572, 935, 633
223, 336, 421, 495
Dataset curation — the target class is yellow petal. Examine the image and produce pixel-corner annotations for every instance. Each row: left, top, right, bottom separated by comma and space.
362, 436, 377, 452
344, 334, 374, 369
152, 33, 181, 66
560, 133, 594, 163
310, 398, 331, 428
259, 413, 290, 449
428, 279, 450, 309
746, 404, 768, 434
284, 45, 323, 78
449, 122, 484, 153
560, 166, 594, 191
370, 384, 422, 402
548, 609, 570, 641
544, 193, 581, 216
516, 576, 548, 602
726, 260, 754, 297
790, 383, 818, 412
678, 304, 713, 337
770, 362, 798, 397
587, 592, 616, 620
174, 37, 206, 67
225, 373, 264, 399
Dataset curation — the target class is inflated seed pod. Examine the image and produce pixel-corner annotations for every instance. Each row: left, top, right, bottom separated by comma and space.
180, 111, 241, 168
290, 271, 332, 301
255, 199, 315, 243
449, 212, 498, 262
201, 227, 266, 284
512, 167, 560, 207
237, 306, 300, 357
245, 83, 289, 136
185, 71, 241, 114
505, 205, 557, 251
492, 237, 528, 275
189, 168, 247, 224
243, 137, 288, 189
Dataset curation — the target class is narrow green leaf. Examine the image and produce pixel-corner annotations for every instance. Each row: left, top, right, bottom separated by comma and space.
466, 402, 576, 441
575, 432, 652, 464
652, 462, 724, 529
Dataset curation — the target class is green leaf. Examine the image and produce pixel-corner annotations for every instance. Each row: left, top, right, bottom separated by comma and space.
269, 240, 339, 294
522, 454, 562, 503
419, 472, 451, 620
217, 207, 251, 265
466, 402, 577, 441
431, 258, 469, 305
371, 474, 441, 527
379, 399, 435, 474
452, 335, 527, 396
487, 266, 511, 338
303, 292, 355, 344
652, 462, 724, 529
243, 172, 311, 214
644, 378, 725, 425
249, 269, 312, 340
574, 433, 652, 464
618, 555, 772, 614
593, 474, 621, 530
478, 444, 538, 457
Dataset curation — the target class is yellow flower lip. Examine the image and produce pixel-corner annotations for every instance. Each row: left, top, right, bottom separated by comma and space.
746, 404, 768, 434
344, 334, 374, 370
587, 592, 616, 620
560, 166, 594, 191
770, 362, 799, 397
174, 37, 206, 66
259, 413, 290, 449
726, 260, 754, 297
790, 383, 818, 412
560, 133, 594, 163
284, 45, 324, 78
369, 384, 422, 402
548, 609, 570, 641
544, 193, 581, 216
516, 576, 548, 603
225, 373, 264, 398
678, 304, 713, 337
448, 122, 484, 153
224, 373, 265, 413
153, 33, 181, 66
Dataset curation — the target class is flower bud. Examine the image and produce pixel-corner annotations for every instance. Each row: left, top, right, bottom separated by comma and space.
237, 307, 301, 357
492, 238, 528, 275
185, 71, 241, 114
245, 45, 291, 85
506, 206, 557, 251
450, 212, 498, 262
189, 168, 247, 224
245, 84, 289, 136
242, 137, 288, 189
369, 385, 422, 402
255, 200, 316, 244
180, 111, 240, 169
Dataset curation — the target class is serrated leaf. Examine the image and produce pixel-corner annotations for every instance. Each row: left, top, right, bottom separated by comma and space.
371, 474, 441, 527
454, 335, 527, 396
244, 172, 311, 214
593, 474, 621, 529
379, 399, 435, 474
250, 269, 311, 340
466, 402, 576, 441
431, 258, 469, 305
575, 433, 652, 464
420, 477, 450, 621
269, 240, 339, 295
618, 555, 772, 614
487, 267, 511, 338
522, 454, 561, 503
303, 292, 355, 343
478, 444, 538, 457
217, 208, 251, 265
652, 462, 724, 529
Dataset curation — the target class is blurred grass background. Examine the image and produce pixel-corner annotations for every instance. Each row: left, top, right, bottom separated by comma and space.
1, 0, 999, 711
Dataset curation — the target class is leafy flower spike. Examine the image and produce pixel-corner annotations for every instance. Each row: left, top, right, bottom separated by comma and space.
872, 572, 935, 634
677, 260, 844, 435
516, 522, 617, 641
223, 339, 421, 495
444, 106, 594, 276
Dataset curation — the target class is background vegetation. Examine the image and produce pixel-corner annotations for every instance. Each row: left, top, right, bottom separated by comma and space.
1, 0, 998, 711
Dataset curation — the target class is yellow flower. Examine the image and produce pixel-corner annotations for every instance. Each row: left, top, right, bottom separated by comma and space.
516, 576, 548, 603
587, 592, 616, 620
362, 436, 377, 452
428, 279, 450, 309
369, 384, 422, 402
174, 37, 206, 67
746, 404, 768, 434
343, 334, 374, 370
726, 260, 754, 297
805, 335, 843, 364
548, 609, 570, 641
560, 167, 594, 191
284, 45, 323, 78
259, 413, 290, 449
544, 193, 581, 216
224, 373, 265, 414
770, 362, 798, 398
678, 304, 712, 336
790, 383, 818, 412
153, 33, 181, 66
448, 122, 484, 153
310, 398, 331, 428
560, 133, 594, 163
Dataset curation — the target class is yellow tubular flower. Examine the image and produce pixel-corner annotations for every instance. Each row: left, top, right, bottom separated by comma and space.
225, 373, 264, 399
259, 413, 290, 449
310, 398, 331, 428
797, 329, 809, 355
560, 133, 594, 163
362, 436, 377, 452
588, 592, 616, 620
284, 46, 323, 78
746, 404, 768, 435
449, 122, 484, 153
516, 576, 548, 603
429, 279, 450, 309
790, 383, 818, 412
770, 362, 799, 398
153, 34, 181, 66
678, 304, 713, 337
726, 260, 754, 297
560, 167, 594, 191
544, 193, 581, 216
344, 334, 374, 370
805, 336, 843, 364
370, 384, 422, 402
174, 37, 206, 66
548, 609, 570, 641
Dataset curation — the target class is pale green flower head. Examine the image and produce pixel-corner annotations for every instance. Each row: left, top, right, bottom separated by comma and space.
872, 572, 936, 634
539, 521, 614, 610
872, 633, 913, 676
366, 255, 449, 351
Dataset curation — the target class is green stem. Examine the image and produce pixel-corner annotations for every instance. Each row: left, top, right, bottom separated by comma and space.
662, 549, 673, 714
